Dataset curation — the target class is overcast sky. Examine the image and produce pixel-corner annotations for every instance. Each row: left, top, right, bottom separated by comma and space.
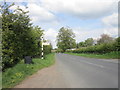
6, 0, 118, 48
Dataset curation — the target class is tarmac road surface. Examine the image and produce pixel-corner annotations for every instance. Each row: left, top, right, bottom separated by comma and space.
15, 53, 118, 88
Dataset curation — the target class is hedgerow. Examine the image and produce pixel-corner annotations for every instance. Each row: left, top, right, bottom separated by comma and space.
67, 39, 119, 54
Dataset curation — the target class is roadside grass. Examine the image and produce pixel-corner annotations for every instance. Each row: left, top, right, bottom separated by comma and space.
65, 51, 120, 59
0, 72, 2, 89
2, 53, 55, 88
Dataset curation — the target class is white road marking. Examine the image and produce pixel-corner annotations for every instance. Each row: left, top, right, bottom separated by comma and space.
69, 56, 105, 68
98, 59, 118, 64
66, 53, 118, 64
81, 61, 105, 68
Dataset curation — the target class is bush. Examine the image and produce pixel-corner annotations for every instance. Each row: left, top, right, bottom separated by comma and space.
43, 45, 52, 55
70, 41, 118, 54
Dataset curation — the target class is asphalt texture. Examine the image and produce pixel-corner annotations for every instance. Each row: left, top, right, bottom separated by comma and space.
56, 53, 118, 88
15, 53, 118, 88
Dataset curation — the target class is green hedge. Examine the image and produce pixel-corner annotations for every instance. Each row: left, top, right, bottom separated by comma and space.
67, 41, 119, 54
43, 45, 52, 55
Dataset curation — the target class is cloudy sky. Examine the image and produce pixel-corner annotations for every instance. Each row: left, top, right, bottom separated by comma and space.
6, 0, 118, 48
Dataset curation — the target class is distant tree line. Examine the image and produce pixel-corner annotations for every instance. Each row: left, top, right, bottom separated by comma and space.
56, 27, 119, 54
68, 34, 119, 54
1, 3, 52, 70
76, 34, 115, 47
76, 38, 94, 48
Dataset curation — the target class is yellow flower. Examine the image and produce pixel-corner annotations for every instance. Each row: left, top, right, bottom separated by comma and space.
11, 80, 15, 83
15, 72, 23, 77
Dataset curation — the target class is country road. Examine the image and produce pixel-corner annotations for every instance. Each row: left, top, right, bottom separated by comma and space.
15, 53, 118, 88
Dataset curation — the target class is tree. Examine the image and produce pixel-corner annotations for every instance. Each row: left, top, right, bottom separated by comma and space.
97, 34, 113, 44
84, 38, 94, 47
1, 2, 43, 70
77, 38, 94, 48
57, 27, 76, 52
30, 26, 44, 57
114, 37, 120, 51
78, 42, 86, 47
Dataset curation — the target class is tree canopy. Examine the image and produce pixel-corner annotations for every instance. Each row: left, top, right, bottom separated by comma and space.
77, 38, 94, 48
1, 3, 44, 70
97, 34, 113, 44
57, 27, 76, 52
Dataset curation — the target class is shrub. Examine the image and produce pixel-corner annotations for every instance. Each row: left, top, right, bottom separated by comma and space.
69, 41, 118, 54
43, 45, 52, 55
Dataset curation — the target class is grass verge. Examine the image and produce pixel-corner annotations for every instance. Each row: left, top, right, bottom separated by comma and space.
0, 72, 2, 89
65, 51, 120, 59
2, 53, 55, 88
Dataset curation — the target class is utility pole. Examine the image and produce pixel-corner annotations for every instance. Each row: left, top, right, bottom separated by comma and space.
41, 36, 44, 59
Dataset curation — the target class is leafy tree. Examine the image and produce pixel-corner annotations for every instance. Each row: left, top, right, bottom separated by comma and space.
30, 26, 44, 57
57, 27, 76, 52
114, 37, 120, 51
97, 34, 113, 44
1, 2, 43, 70
84, 38, 94, 47
77, 38, 94, 48
78, 42, 86, 47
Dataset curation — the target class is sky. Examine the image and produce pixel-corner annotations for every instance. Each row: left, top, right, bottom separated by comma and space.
4, 0, 119, 48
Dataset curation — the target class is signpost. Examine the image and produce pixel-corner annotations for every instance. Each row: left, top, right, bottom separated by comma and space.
41, 36, 44, 59
41, 36, 50, 59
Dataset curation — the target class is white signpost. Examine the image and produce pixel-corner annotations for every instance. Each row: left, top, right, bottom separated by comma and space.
41, 36, 44, 59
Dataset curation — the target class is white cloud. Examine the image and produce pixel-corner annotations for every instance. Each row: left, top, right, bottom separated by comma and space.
41, 0, 118, 19
27, 3, 56, 22
73, 26, 118, 44
101, 13, 118, 37
7, 0, 118, 19
44, 28, 58, 48
6, 0, 30, 2
6, 0, 40, 2
73, 27, 104, 43
103, 27, 118, 37
6, 0, 119, 48
102, 13, 118, 27
9, 4, 27, 11
9, 3, 57, 23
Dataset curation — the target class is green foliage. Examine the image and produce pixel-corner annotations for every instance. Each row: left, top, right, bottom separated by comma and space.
77, 38, 94, 48
77, 42, 86, 47
67, 37, 119, 54
0, 23, 1, 87
1, 3, 43, 70
56, 48, 64, 53
66, 51, 120, 59
0, 72, 1, 89
57, 27, 76, 52
115, 37, 120, 51
43, 44, 52, 55
2, 53, 55, 88
30, 26, 44, 57
84, 38, 94, 46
